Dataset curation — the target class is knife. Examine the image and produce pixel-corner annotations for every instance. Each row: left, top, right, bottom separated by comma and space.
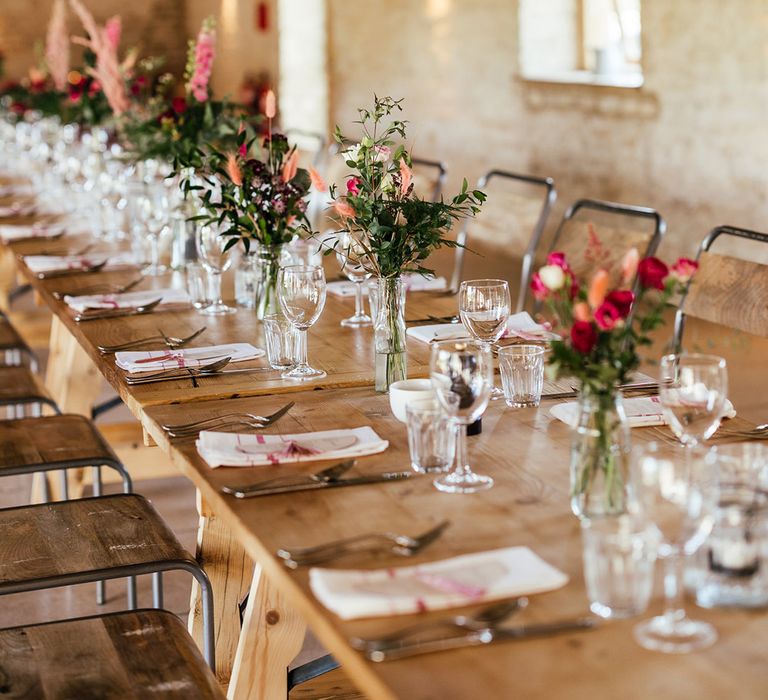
221, 460, 355, 494
125, 366, 276, 385
223, 470, 414, 498
365, 617, 598, 662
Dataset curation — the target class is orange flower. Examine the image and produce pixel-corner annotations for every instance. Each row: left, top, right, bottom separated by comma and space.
309, 166, 327, 192
281, 149, 299, 183
587, 269, 610, 309
573, 302, 591, 322
226, 153, 242, 186
334, 200, 356, 219
264, 89, 276, 119
620, 248, 640, 285
399, 158, 412, 196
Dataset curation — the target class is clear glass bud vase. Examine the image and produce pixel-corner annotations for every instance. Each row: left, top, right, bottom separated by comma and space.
373, 276, 407, 393
570, 386, 630, 518
255, 243, 284, 320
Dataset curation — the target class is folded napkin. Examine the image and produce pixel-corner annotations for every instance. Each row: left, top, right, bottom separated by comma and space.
0, 223, 65, 242
23, 251, 138, 274
0, 184, 34, 198
310, 546, 568, 620
116, 343, 264, 374
197, 426, 388, 468
407, 311, 558, 344
328, 274, 447, 298
0, 203, 35, 218
550, 395, 737, 428
64, 287, 190, 313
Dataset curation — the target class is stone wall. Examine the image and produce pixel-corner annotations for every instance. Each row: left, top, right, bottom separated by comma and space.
326, 0, 768, 258
0, 0, 188, 80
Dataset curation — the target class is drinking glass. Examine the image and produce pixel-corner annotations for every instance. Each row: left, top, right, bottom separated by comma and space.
137, 185, 171, 276
659, 353, 728, 447
406, 399, 456, 474
336, 231, 372, 327
185, 262, 211, 309
497, 345, 545, 407
631, 442, 719, 653
581, 514, 657, 619
459, 279, 510, 397
429, 340, 494, 493
195, 224, 236, 315
278, 265, 327, 380
263, 314, 298, 370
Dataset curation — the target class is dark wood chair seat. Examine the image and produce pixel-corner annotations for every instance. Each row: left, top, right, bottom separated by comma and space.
0, 317, 36, 368
0, 609, 224, 699
0, 494, 215, 667
0, 365, 58, 414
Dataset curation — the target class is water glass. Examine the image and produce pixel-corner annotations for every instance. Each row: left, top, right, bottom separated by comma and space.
186, 262, 211, 309
498, 345, 545, 407
406, 399, 455, 474
582, 515, 657, 619
263, 315, 298, 370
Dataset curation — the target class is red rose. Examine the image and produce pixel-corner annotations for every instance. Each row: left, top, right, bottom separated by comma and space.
171, 96, 187, 114
637, 256, 669, 290
571, 321, 597, 354
546, 251, 568, 270
604, 289, 634, 318
594, 302, 621, 330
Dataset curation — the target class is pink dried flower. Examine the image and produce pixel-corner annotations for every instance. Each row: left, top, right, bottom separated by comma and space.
264, 89, 276, 119
226, 154, 242, 186
587, 269, 610, 309
281, 149, 299, 183
104, 16, 121, 51
187, 22, 216, 102
309, 167, 327, 192
399, 159, 412, 196
620, 248, 640, 285
45, 0, 69, 92
334, 200, 356, 219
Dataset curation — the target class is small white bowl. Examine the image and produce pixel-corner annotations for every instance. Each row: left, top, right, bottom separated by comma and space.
389, 379, 435, 423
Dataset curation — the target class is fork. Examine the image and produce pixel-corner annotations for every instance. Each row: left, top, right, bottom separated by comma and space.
277, 520, 451, 568
54, 276, 143, 300
125, 357, 232, 383
162, 401, 296, 432
166, 402, 295, 438
74, 297, 163, 322
98, 326, 207, 354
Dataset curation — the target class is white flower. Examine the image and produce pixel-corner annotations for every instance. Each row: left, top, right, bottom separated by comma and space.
342, 144, 361, 162
538, 264, 565, 291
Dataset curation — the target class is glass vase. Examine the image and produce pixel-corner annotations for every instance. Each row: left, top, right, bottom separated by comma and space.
373, 276, 407, 393
570, 386, 630, 518
254, 243, 284, 320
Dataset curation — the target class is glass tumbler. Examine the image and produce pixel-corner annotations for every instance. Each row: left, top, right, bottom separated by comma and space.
498, 345, 545, 407
582, 514, 658, 619
406, 399, 456, 474
263, 314, 298, 370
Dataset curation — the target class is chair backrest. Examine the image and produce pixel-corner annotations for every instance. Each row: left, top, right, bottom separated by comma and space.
674, 225, 768, 349
410, 158, 447, 202
449, 170, 556, 310
546, 198, 665, 293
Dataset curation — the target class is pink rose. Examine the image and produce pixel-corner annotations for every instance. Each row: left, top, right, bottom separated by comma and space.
530, 272, 548, 301
669, 257, 698, 283
373, 145, 391, 162
594, 302, 621, 330
346, 177, 362, 196
546, 251, 569, 270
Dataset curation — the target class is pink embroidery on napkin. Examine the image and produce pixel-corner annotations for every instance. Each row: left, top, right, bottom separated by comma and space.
256, 435, 266, 445
415, 598, 428, 613
414, 572, 486, 600
265, 440, 321, 465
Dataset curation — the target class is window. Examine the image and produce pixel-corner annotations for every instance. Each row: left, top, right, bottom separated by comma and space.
519, 0, 643, 88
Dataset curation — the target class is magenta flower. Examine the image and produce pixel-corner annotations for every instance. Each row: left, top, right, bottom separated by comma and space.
187, 25, 216, 102
346, 177, 362, 196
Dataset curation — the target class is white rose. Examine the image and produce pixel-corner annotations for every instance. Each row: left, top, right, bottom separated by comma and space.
539, 264, 565, 291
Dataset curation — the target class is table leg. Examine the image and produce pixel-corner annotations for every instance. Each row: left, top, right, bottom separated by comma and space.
0, 247, 15, 312
227, 563, 307, 700
188, 492, 254, 687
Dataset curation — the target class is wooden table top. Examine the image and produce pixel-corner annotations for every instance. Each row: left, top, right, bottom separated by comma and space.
6, 227, 768, 699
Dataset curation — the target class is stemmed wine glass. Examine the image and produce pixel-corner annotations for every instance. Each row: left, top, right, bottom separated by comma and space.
138, 184, 171, 276
196, 224, 236, 315
459, 280, 510, 398
659, 354, 728, 447
430, 340, 494, 493
336, 231, 372, 327
631, 442, 719, 653
278, 265, 327, 380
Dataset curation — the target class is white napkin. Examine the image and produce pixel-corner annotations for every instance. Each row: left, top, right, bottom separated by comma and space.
116, 343, 264, 374
0, 184, 34, 198
0, 203, 35, 218
64, 288, 190, 313
0, 223, 65, 242
328, 274, 447, 297
24, 252, 138, 274
197, 426, 388, 468
310, 546, 568, 620
407, 312, 558, 344
550, 395, 737, 428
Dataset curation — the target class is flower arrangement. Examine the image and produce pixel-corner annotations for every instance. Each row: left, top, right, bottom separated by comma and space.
532, 237, 698, 516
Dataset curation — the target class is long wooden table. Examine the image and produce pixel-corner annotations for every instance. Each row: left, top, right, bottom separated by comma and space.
5, 229, 768, 699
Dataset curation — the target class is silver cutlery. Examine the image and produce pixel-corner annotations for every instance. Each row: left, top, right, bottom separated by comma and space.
222, 460, 355, 497
97, 326, 206, 354
364, 617, 597, 662
351, 598, 528, 651
277, 520, 450, 568
37, 259, 109, 279
407, 315, 460, 325
164, 401, 296, 437
125, 356, 232, 383
54, 276, 143, 300
74, 297, 163, 322
222, 469, 414, 499
125, 364, 275, 386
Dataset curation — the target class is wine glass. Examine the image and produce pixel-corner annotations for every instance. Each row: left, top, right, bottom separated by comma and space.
429, 340, 494, 493
631, 442, 719, 653
659, 354, 728, 447
137, 184, 171, 275
336, 231, 372, 327
196, 223, 236, 315
459, 279, 510, 398
278, 265, 327, 380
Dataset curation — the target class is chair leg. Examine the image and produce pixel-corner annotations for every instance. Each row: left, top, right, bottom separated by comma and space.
92, 466, 106, 605
152, 572, 164, 608
59, 471, 69, 501
187, 567, 216, 670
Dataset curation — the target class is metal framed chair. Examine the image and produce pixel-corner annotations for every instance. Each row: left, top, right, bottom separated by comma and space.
673, 225, 768, 350
410, 157, 447, 202
0, 365, 59, 418
0, 315, 37, 370
449, 170, 556, 307
0, 494, 215, 669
